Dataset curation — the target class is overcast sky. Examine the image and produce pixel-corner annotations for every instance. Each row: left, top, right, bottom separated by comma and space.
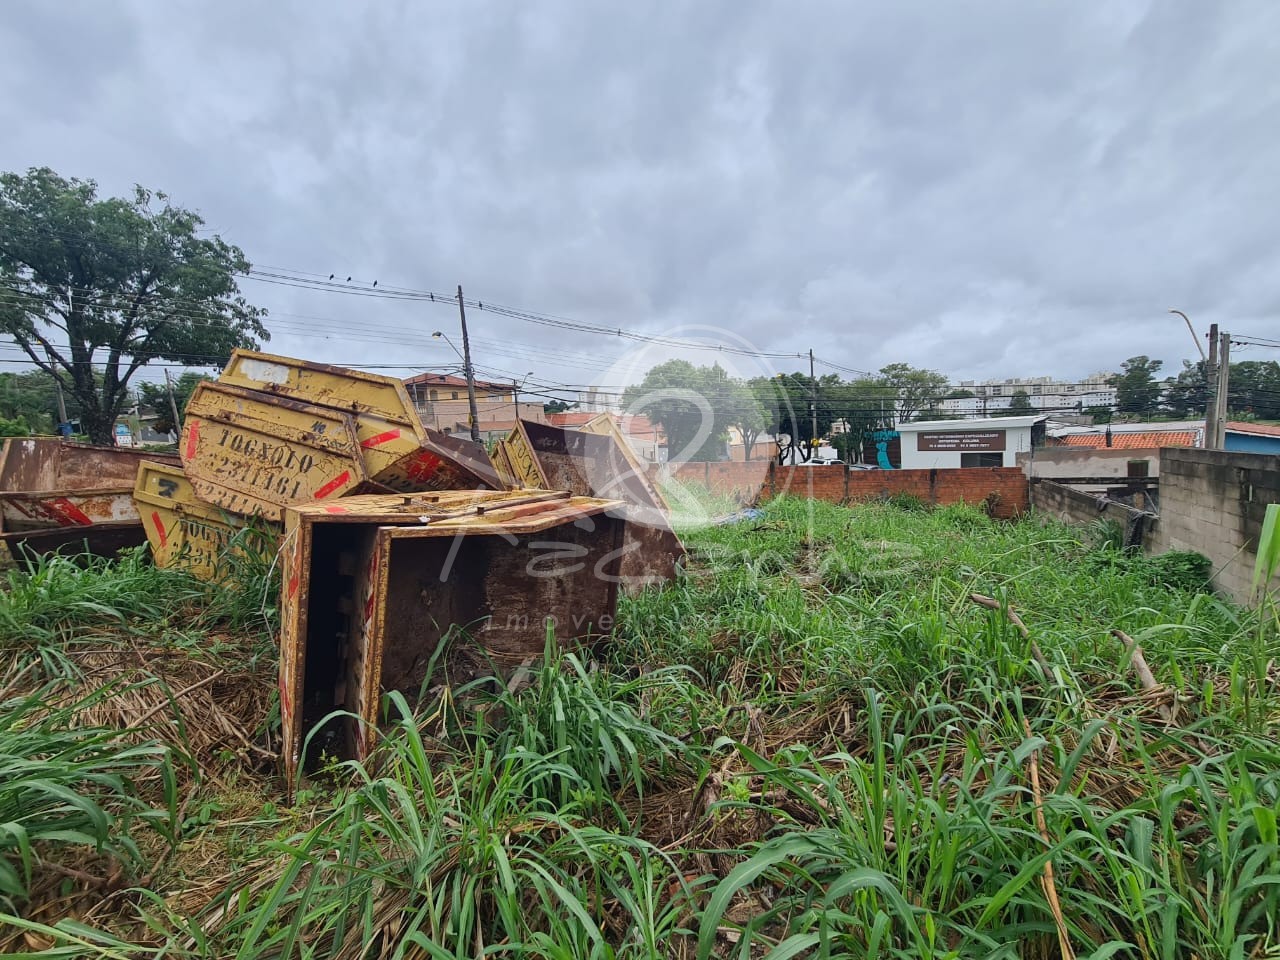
2, 1, 1278, 398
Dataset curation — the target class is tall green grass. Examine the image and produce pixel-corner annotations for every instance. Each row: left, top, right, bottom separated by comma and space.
0, 678, 178, 910
5, 494, 1279, 958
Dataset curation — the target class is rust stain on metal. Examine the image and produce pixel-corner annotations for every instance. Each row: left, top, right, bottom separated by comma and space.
279, 491, 626, 783
0, 438, 178, 561
504, 420, 685, 592
133, 460, 280, 581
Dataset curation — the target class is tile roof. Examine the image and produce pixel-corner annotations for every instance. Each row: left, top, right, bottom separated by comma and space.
1225, 421, 1280, 437
1054, 431, 1198, 449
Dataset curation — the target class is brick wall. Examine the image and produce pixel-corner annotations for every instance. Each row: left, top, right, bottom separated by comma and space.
1153, 448, 1280, 602
659, 460, 772, 502
654, 462, 1029, 518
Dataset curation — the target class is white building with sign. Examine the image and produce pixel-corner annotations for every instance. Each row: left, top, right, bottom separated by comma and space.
896, 415, 1047, 469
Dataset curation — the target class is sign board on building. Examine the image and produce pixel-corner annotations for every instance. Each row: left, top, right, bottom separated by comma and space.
916, 430, 1006, 452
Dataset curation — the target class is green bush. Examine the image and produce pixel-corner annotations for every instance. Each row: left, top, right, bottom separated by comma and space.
1146, 549, 1213, 593
0, 415, 29, 438
885, 491, 928, 512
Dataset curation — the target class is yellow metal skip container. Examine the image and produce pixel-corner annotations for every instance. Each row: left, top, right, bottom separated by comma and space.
278, 490, 627, 783
218, 350, 502, 491
133, 460, 279, 581
180, 381, 370, 521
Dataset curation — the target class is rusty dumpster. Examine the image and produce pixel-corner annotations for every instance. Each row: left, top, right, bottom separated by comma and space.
279, 490, 627, 780
133, 460, 279, 580
496, 419, 685, 591
180, 381, 373, 520
217, 350, 502, 491
0, 438, 179, 564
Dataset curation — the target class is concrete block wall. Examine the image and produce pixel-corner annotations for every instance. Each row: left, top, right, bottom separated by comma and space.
1153, 448, 1280, 602
1029, 480, 1159, 550
1017, 447, 1162, 479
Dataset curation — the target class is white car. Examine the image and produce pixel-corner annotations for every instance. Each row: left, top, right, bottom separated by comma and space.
797, 457, 844, 466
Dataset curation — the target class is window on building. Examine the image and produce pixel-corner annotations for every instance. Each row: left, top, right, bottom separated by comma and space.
451, 391, 459, 400
429, 389, 439, 401
961, 452, 1003, 468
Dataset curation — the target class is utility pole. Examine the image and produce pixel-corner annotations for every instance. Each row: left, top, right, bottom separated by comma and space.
43, 344, 69, 429
456, 285, 482, 445
1213, 330, 1231, 448
808, 349, 818, 456
1205, 322, 1220, 449
163, 368, 183, 437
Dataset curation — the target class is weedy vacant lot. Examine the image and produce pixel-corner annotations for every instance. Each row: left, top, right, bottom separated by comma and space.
2, 496, 1278, 958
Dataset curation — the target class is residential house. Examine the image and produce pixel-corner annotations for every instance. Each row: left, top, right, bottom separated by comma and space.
403, 372, 546, 434
1046, 420, 1204, 450
1224, 421, 1280, 455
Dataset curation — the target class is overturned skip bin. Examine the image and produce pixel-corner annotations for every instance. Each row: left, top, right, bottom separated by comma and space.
133, 460, 279, 581
279, 490, 627, 781
217, 349, 502, 491
498, 419, 685, 592
0, 438, 178, 563
181, 381, 370, 520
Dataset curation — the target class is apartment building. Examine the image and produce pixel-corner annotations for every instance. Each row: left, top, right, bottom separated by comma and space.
938, 373, 1117, 417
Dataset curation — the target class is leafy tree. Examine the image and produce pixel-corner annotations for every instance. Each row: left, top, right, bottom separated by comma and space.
723, 377, 767, 460
136, 371, 210, 434
0, 415, 30, 437
825, 377, 896, 462
1003, 389, 1035, 416
1085, 405, 1112, 424
878, 363, 948, 422
0, 369, 64, 433
1226, 360, 1280, 420
755, 372, 841, 464
0, 167, 267, 444
543, 399, 576, 414
1162, 360, 1209, 418
1109, 356, 1163, 415
1162, 360, 1208, 417
1163, 358, 1280, 420
622, 360, 737, 462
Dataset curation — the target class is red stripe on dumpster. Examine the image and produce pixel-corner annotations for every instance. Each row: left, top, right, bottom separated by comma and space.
360, 428, 401, 449
151, 511, 168, 547
286, 571, 299, 600
406, 450, 442, 482
50, 498, 94, 526
185, 419, 200, 460
278, 672, 292, 717
313, 470, 351, 499
324, 505, 349, 514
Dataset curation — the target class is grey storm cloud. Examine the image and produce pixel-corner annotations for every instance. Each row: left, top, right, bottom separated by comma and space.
2, 1, 1278, 395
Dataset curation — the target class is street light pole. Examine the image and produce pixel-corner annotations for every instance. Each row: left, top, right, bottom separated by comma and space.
456, 285, 481, 445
